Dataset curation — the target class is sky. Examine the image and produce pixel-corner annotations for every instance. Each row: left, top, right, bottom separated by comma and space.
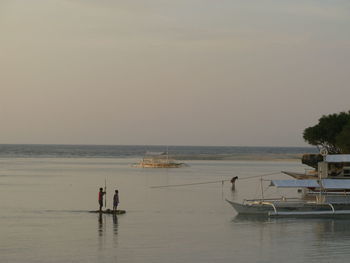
1, 0, 350, 147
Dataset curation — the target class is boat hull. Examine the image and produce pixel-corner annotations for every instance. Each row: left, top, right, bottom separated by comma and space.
226, 199, 350, 217
226, 200, 273, 215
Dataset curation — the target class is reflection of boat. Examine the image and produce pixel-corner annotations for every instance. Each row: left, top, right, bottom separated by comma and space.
227, 154, 350, 217
132, 151, 185, 168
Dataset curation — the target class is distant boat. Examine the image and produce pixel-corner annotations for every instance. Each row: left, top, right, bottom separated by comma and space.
132, 151, 185, 168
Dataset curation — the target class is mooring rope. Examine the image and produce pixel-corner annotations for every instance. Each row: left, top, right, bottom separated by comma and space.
150, 179, 229, 188
150, 171, 281, 188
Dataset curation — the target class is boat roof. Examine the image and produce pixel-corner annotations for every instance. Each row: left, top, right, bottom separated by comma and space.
322, 179, 350, 189
271, 179, 350, 189
325, 154, 350, 163
271, 180, 319, 188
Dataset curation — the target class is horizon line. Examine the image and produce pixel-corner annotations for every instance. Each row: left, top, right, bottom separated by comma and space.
0, 143, 315, 148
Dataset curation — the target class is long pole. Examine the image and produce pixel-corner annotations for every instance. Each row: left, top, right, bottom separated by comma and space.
166, 146, 169, 164
260, 176, 264, 201
104, 178, 107, 208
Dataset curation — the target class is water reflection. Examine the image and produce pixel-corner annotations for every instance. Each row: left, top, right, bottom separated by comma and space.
306, 219, 350, 261
97, 212, 120, 237
232, 215, 350, 261
112, 214, 119, 247
113, 214, 118, 235
97, 212, 120, 249
97, 212, 107, 252
313, 218, 350, 236
233, 214, 350, 238
98, 212, 104, 237
233, 214, 272, 223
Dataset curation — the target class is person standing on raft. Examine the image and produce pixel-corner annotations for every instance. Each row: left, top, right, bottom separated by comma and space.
113, 190, 119, 212
98, 188, 106, 212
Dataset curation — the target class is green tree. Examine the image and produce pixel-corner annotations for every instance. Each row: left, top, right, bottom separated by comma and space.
336, 122, 350, 153
303, 111, 350, 153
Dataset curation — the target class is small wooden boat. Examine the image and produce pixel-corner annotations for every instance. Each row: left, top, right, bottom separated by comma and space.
89, 209, 126, 214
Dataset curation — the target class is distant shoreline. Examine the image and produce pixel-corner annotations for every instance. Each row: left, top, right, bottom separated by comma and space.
170, 153, 303, 161
0, 144, 316, 160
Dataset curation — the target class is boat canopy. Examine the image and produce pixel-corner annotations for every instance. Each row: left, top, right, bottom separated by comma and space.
271, 179, 350, 189
325, 155, 350, 163
322, 179, 350, 189
271, 180, 319, 188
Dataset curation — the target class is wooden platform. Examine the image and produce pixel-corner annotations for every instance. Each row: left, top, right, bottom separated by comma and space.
89, 209, 126, 215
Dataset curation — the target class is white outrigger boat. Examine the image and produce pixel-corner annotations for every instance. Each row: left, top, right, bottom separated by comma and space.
227, 153, 350, 217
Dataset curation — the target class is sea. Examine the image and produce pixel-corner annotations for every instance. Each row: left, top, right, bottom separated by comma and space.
2, 144, 350, 263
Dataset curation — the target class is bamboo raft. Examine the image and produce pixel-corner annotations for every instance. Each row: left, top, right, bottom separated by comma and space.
89, 209, 126, 214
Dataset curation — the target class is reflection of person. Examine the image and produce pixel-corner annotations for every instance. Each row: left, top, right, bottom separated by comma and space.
113, 190, 119, 212
98, 188, 106, 212
98, 213, 103, 237
113, 213, 118, 235
230, 176, 238, 191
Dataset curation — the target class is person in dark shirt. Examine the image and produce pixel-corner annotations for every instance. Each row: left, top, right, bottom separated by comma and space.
98, 188, 106, 212
230, 176, 238, 191
113, 190, 119, 212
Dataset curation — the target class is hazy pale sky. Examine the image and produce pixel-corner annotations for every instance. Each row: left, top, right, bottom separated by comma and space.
1, 0, 349, 146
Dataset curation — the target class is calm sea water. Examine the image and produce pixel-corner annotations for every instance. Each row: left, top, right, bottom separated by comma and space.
2, 145, 349, 263
0, 144, 317, 159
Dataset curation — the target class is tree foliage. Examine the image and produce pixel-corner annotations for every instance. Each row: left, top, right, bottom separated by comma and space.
336, 122, 350, 153
303, 111, 350, 154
